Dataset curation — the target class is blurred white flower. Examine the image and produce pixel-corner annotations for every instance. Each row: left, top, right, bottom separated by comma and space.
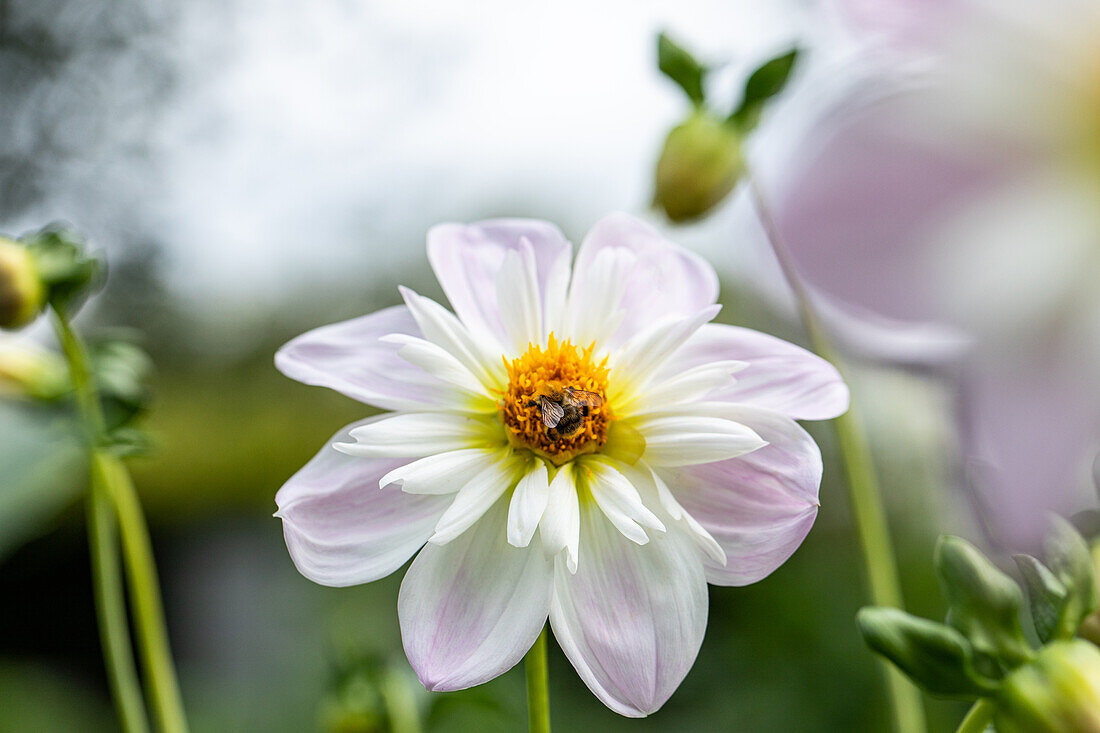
762, 0, 1100, 543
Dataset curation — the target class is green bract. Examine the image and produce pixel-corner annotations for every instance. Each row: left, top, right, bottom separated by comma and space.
859, 522, 1100, 731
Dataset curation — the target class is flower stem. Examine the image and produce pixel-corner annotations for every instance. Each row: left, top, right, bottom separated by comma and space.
525, 626, 552, 733
955, 699, 995, 733
87, 474, 150, 733
747, 175, 927, 733
52, 307, 189, 733
97, 451, 190, 733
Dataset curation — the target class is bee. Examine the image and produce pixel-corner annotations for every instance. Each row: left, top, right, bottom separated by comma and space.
528, 382, 604, 439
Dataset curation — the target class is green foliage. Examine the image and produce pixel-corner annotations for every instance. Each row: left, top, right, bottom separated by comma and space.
856, 607, 999, 697
20, 225, 103, 319
657, 32, 707, 106
728, 49, 799, 132
1015, 554, 1070, 645
860, 522, 1100, 733
1045, 516, 1100, 640
935, 535, 1033, 667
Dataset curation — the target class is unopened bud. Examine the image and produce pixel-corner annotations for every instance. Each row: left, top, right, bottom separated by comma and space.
0, 238, 46, 330
0, 337, 68, 400
995, 640, 1100, 733
653, 111, 744, 222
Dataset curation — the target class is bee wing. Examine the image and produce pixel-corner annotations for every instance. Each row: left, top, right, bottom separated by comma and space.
566, 388, 604, 408
538, 397, 565, 428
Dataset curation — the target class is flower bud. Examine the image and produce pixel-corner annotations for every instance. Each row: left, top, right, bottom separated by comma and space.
995, 640, 1100, 733
0, 237, 46, 330
0, 337, 68, 400
653, 111, 744, 222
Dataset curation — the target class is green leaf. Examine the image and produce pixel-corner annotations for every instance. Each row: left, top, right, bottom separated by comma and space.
20, 225, 103, 318
1044, 516, 1099, 640
657, 32, 707, 106
1014, 554, 1069, 644
936, 535, 1033, 668
857, 607, 1000, 697
728, 48, 799, 132
90, 338, 154, 429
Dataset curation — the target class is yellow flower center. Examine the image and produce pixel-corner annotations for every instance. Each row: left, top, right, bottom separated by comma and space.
500, 334, 612, 465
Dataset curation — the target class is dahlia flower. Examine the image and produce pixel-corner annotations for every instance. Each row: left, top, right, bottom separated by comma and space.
274, 213, 848, 716
760, 0, 1100, 544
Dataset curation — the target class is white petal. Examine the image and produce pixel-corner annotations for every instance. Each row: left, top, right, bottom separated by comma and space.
549, 503, 708, 717
427, 219, 573, 349
662, 405, 822, 586
660, 323, 849, 420
399, 498, 552, 692
539, 463, 580, 573
275, 305, 471, 411
618, 360, 748, 416
508, 461, 551, 548
379, 448, 499, 495
275, 420, 450, 586
379, 333, 496, 410
622, 462, 727, 566
399, 286, 505, 389
579, 458, 665, 545
496, 243, 543, 355
337, 412, 500, 458
607, 305, 722, 404
632, 414, 767, 467
430, 451, 522, 544
570, 213, 720, 348
563, 246, 634, 348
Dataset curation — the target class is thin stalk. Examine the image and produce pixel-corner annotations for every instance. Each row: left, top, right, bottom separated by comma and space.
525, 626, 552, 733
382, 668, 423, 733
97, 451, 189, 733
52, 307, 189, 733
955, 699, 995, 733
87, 472, 150, 733
746, 174, 927, 733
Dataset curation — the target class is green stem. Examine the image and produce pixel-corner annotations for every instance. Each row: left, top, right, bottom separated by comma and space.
96, 451, 189, 733
382, 668, 423, 733
955, 699, 995, 733
88, 471, 150, 733
52, 307, 189, 733
525, 626, 552, 733
747, 175, 927, 733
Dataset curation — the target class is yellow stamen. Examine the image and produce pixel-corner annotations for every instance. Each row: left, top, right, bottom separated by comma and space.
500, 333, 612, 465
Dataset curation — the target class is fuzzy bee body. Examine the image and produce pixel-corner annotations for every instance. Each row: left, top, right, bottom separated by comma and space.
528, 383, 604, 439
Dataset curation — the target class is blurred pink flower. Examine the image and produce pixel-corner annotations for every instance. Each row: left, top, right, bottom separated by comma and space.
765, 0, 1100, 544
274, 213, 847, 716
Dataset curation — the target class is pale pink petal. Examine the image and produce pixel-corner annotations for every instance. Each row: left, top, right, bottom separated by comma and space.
662, 405, 821, 586
550, 504, 708, 718
427, 219, 572, 346
961, 354, 1100, 548
662, 323, 849, 420
767, 84, 1001, 328
276, 420, 451, 587
275, 305, 461, 411
570, 213, 719, 347
399, 498, 552, 692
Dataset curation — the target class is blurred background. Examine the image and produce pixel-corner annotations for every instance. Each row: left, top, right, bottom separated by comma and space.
0, 0, 994, 730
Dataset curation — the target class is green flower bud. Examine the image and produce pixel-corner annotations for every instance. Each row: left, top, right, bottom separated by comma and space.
995, 640, 1100, 733
0, 237, 46, 330
653, 111, 744, 222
